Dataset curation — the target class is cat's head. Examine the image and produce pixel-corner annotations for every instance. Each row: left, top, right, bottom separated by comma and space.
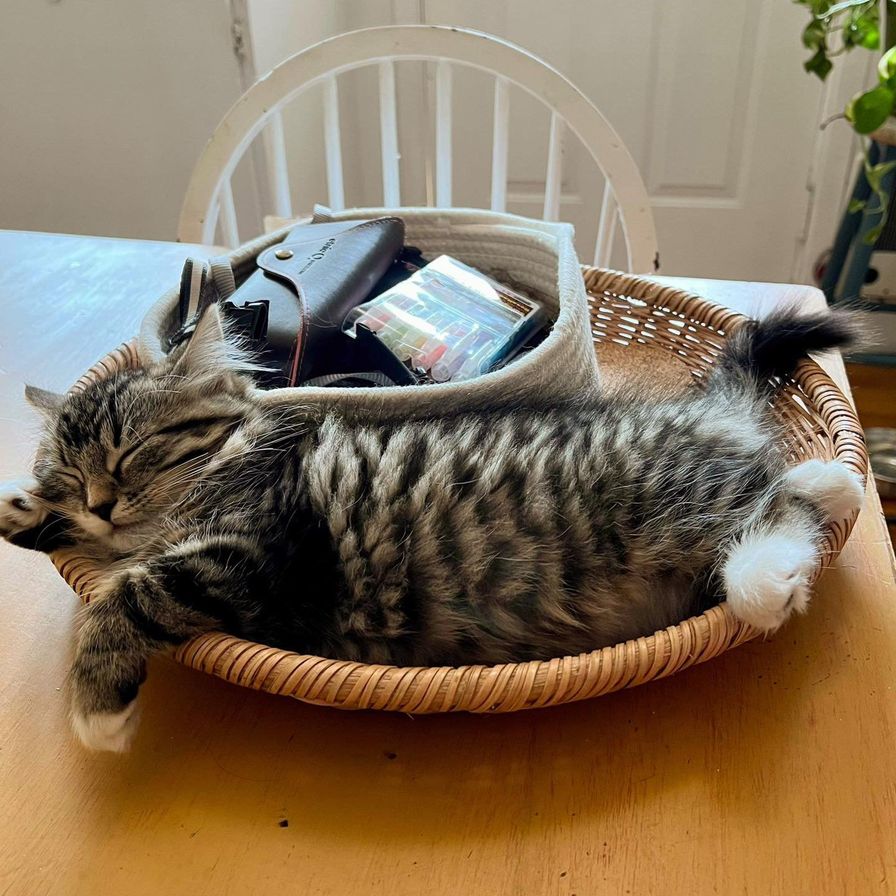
26, 305, 261, 550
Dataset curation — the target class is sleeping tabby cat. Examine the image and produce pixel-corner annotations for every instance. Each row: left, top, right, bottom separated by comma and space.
0, 305, 863, 751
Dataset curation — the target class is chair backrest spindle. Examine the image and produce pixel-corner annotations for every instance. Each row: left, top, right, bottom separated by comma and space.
594, 183, 613, 267
219, 179, 240, 247
378, 61, 401, 207
490, 76, 509, 213
543, 112, 563, 222
322, 75, 345, 210
435, 61, 453, 207
266, 109, 294, 220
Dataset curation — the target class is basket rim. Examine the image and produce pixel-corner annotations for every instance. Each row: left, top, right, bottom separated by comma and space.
53, 267, 868, 714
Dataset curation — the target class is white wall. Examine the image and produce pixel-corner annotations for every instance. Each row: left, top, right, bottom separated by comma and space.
0, 0, 247, 241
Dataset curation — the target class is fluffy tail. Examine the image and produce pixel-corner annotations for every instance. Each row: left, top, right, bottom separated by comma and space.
711, 307, 861, 392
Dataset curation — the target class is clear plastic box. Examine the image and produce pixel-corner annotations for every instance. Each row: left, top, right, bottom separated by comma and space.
343, 255, 547, 382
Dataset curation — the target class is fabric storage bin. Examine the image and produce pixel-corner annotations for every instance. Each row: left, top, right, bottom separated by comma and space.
140, 207, 600, 418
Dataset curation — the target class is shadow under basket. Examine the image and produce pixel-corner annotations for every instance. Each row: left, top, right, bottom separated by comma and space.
52, 267, 868, 714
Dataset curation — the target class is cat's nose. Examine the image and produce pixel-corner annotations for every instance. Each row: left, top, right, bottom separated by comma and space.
89, 501, 116, 522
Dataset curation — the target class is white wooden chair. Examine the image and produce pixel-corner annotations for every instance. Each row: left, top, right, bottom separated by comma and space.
178, 25, 658, 272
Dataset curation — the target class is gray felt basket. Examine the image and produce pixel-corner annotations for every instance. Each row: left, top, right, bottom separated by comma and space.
139, 207, 600, 418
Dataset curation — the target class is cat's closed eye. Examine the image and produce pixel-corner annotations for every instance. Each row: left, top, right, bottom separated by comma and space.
55, 467, 85, 485
110, 448, 136, 479
116, 416, 241, 472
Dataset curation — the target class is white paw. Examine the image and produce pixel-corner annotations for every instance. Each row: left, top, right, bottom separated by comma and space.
784, 459, 864, 522
723, 532, 818, 631
72, 701, 140, 753
0, 479, 46, 539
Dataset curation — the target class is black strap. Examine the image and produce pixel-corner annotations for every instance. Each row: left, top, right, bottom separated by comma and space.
169, 255, 267, 349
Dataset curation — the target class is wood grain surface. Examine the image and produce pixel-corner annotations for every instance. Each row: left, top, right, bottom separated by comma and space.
844, 361, 896, 542
0, 233, 893, 895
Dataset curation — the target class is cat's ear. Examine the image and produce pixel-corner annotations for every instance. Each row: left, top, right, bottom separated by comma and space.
24, 385, 64, 417
173, 304, 232, 378
173, 303, 265, 381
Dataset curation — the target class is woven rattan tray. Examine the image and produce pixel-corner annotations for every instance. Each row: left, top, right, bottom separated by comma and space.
52, 267, 868, 713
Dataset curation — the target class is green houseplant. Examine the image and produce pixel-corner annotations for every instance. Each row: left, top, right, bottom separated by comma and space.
799, 0, 896, 238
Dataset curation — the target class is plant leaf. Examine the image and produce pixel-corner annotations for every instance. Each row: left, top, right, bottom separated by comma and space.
848, 198, 867, 213
805, 47, 834, 79
844, 14, 880, 49
859, 157, 896, 243
858, 21, 880, 48
864, 224, 883, 245
846, 85, 895, 133
802, 18, 827, 48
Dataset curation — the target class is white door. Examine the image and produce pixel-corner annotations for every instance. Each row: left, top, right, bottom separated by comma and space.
245, 0, 868, 281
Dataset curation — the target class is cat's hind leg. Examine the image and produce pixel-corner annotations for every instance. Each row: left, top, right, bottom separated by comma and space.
721, 459, 863, 632
783, 458, 864, 522
721, 505, 822, 632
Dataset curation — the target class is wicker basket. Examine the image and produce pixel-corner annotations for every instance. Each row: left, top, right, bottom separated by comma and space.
52, 268, 868, 713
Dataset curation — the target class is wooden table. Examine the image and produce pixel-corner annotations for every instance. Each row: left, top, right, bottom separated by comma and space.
1, 232, 894, 895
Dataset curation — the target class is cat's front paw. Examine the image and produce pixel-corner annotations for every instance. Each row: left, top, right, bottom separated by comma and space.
0, 479, 47, 540
71, 700, 140, 753
722, 531, 818, 631
70, 606, 147, 753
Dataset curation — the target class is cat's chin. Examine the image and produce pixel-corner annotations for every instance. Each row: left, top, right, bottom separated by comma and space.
74, 511, 114, 540
74, 518, 154, 556
107, 525, 154, 554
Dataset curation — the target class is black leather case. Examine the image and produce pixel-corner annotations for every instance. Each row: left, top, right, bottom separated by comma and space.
231, 217, 405, 385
